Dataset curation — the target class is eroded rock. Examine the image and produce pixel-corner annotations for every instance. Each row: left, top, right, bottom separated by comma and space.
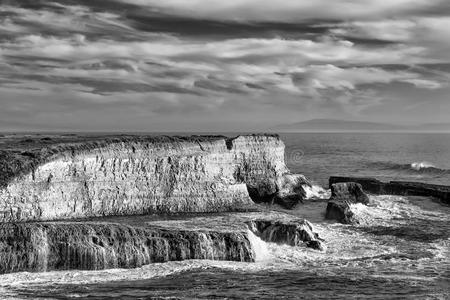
325, 201, 356, 224
330, 176, 450, 204
330, 182, 370, 205
0, 135, 296, 222
272, 174, 311, 209
246, 219, 325, 250
0, 222, 255, 274
325, 182, 370, 224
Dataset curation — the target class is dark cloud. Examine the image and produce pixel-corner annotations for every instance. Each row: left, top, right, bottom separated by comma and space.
0, 0, 449, 131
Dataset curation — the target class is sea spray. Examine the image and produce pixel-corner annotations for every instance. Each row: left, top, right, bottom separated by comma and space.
411, 161, 436, 171
246, 230, 271, 261
303, 184, 330, 199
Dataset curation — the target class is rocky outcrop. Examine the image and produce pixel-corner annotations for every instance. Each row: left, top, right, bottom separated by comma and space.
246, 219, 325, 250
0, 221, 254, 274
0, 134, 320, 274
271, 174, 311, 209
329, 182, 370, 204
0, 134, 310, 222
325, 201, 356, 224
329, 176, 450, 204
325, 182, 370, 224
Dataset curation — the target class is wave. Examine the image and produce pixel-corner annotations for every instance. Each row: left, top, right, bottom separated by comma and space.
410, 161, 436, 171
303, 184, 331, 200
368, 161, 450, 175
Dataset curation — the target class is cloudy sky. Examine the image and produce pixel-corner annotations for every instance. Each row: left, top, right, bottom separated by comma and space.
1, 0, 449, 131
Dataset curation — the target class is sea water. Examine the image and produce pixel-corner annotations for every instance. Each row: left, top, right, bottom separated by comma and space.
0, 133, 449, 299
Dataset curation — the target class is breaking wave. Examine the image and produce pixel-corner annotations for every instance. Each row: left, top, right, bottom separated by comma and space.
368, 161, 450, 175
303, 184, 330, 199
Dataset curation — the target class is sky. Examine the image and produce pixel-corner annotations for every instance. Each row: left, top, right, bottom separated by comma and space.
0, 0, 449, 132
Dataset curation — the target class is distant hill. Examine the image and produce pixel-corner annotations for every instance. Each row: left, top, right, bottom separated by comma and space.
417, 123, 450, 131
271, 119, 407, 132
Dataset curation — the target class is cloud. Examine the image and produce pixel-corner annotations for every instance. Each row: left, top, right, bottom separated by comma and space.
0, 0, 449, 130
291, 64, 443, 91
1, 33, 440, 98
117, 0, 447, 22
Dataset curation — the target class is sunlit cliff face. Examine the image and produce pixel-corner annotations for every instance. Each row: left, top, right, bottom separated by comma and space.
0, 0, 449, 131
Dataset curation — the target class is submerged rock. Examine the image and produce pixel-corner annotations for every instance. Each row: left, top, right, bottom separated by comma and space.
325, 182, 370, 224
246, 219, 325, 250
305, 240, 325, 251
0, 222, 255, 274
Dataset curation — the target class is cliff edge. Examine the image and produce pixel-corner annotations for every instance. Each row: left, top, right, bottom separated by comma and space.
0, 134, 305, 222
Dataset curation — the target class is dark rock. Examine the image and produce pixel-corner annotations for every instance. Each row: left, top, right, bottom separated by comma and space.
325, 200, 357, 224
273, 194, 304, 209
330, 182, 370, 205
272, 174, 310, 209
246, 219, 325, 250
306, 240, 325, 251
329, 176, 386, 194
325, 182, 370, 224
329, 176, 450, 204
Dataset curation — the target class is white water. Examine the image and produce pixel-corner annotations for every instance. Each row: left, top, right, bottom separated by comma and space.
411, 161, 436, 171
1, 195, 449, 299
247, 230, 271, 261
303, 184, 331, 199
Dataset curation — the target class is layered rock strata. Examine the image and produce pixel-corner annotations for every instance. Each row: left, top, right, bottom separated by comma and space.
0, 221, 254, 274
0, 134, 318, 274
329, 176, 450, 204
0, 134, 309, 222
0, 212, 326, 274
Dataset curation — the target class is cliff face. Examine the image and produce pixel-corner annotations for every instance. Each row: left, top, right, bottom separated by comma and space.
0, 135, 289, 222
0, 222, 254, 274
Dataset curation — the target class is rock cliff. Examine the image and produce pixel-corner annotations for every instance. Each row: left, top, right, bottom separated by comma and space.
0, 134, 320, 274
0, 221, 254, 274
0, 211, 325, 274
0, 134, 298, 222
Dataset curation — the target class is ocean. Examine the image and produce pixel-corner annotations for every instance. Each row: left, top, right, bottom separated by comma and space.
1, 133, 449, 299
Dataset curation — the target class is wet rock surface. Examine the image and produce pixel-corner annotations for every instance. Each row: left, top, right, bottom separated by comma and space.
325, 201, 357, 224
329, 176, 450, 204
329, 182, 370, 205
0, 221, 255, 274
325, 182, 370, 224
272, 174, 311, 209
246, 218, 325, 250
0, 211, 324, 274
